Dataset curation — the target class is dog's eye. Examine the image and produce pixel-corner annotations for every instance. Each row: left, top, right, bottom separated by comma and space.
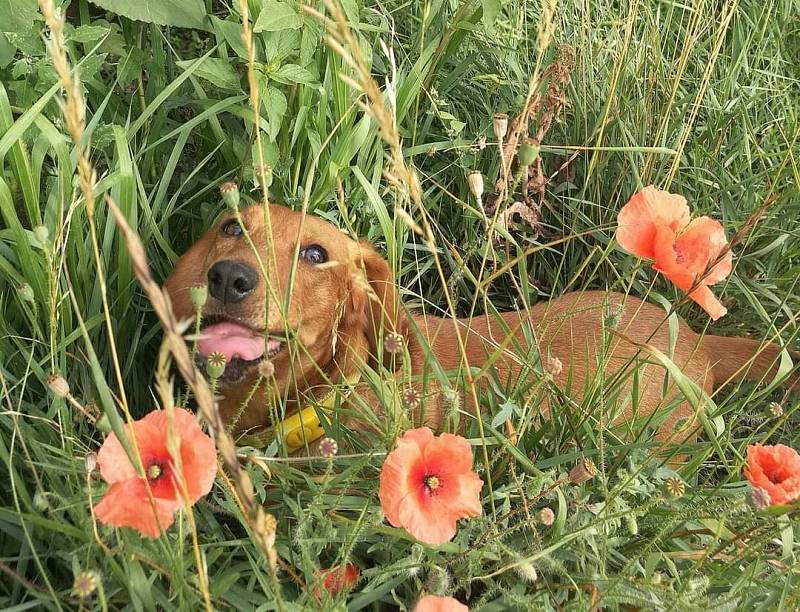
300, 244, 328, 265
221, 220, 243, 237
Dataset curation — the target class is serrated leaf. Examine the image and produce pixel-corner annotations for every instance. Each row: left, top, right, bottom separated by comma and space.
272, 63, 315, 85
176, 56, 241, 91
87, 0, 209, 30
253, 1, 302, 32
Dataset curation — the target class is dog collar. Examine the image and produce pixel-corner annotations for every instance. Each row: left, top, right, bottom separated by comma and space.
241, 374, 360, 453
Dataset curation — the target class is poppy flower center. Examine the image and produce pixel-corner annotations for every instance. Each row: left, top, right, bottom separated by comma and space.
424, 474, 441, 492
147, 462, 164, 482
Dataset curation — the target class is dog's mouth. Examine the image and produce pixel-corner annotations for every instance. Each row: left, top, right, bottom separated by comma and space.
195, 315, 284, 384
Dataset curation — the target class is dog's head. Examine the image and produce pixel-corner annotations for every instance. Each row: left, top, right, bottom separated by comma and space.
164, 204, 405, 421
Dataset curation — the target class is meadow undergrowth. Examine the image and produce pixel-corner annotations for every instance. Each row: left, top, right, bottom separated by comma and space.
0, 0, 798, 609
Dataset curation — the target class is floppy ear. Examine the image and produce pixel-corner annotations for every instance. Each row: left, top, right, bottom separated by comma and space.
347, 241, 407, 367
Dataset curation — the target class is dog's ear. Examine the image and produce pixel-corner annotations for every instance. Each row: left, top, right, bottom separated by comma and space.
346, 241, 407, 367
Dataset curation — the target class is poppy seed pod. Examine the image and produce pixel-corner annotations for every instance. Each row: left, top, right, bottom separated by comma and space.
220, 182, 240, 210
189, 285, 208, 309
568, 458, 597, 485
538, 507, 555, 526
665, 476, 685, 498
492, 112, 509, 140
206, 352, 227, 379
518, 138, 539, 166
466, 170, 484, 201
47, 373, 70, 398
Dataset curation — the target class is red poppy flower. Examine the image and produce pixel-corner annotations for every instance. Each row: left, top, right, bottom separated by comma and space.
743, 444, 800, 506
94, 408, 217, 538
315, 563, 360, 598
378, 427, 483, 545
414, 595, 469, 612
616, 185, 733, 320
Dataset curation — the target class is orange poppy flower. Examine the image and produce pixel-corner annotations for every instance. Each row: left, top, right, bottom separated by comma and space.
616, 185, 733, 320
94, 408, 217, 538
315, 563, 360, 598
743, 443, 800, 506
414, 595, 469, 612
378, 427, 483, 546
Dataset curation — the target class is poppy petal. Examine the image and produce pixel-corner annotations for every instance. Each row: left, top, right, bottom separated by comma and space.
686, 285, 728, 321
414, 595, 470, 612
396, 493, 458, 545
95, 479, 180, 538
674, 216, 732, 282
616, 186, 691, 259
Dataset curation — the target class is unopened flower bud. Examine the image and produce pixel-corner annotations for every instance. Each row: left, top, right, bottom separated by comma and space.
538, 507, 555, 526
33, 225, 50, 245
466, 170, 484, 200
568, 458, 597, 485
206, 352, 226, 379
96, 414, 111, 433
220, 182, 240, 210
33, 490, 50, 511
492, 112, 509, 140
189, 285, 208, 309
47, 373, 70, 398
18, 283, 35, 303
518, 138, 539, 166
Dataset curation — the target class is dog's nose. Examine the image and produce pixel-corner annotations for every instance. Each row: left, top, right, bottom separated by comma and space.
207, 260, 258, 304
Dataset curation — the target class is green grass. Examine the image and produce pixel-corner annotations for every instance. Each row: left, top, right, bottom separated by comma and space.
1, 0, 799, 609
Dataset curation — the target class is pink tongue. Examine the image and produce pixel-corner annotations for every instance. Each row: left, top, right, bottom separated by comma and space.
198, 322, 270, 361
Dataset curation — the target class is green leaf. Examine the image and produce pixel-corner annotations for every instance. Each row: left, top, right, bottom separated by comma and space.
87, 0, 209, 30
253, 1, 302, 32
0, 34, 14, 68
68, 24, 111, 43
272, 63, 315, 85
481, 0, 501, 26
264, 87, 287, 140
211, 16, 247, 59
176, 56, 241, 91
0, 0, 38, 34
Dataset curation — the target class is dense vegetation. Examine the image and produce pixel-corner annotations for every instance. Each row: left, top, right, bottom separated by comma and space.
0, 0, 798, 609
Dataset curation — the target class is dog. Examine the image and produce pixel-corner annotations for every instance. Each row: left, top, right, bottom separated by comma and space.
165, 203, 797, 448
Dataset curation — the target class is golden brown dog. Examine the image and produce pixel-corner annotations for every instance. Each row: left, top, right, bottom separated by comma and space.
165, 203, 796, 446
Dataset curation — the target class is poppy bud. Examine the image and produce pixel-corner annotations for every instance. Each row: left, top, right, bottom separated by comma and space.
47, 373, 70, 398
466, 170, 484, 201
220, 182, 240, 210
33, 225, 50, 245
33, 490, 50, 511
18, 283, 35, 303
568, 458, 597, 485
492, 112, 509, 140
538, 507, 555, 526
518, 138, 539, 166
665, 476, 685, 498
625, 514, 639, 535
206, 352, 226, 379
189, 285, 208, 309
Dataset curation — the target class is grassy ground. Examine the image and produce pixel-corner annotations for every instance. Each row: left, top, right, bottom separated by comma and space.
1, 0, 799, 609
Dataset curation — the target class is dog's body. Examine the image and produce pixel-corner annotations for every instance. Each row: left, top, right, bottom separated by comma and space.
165, 204, 795, 444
